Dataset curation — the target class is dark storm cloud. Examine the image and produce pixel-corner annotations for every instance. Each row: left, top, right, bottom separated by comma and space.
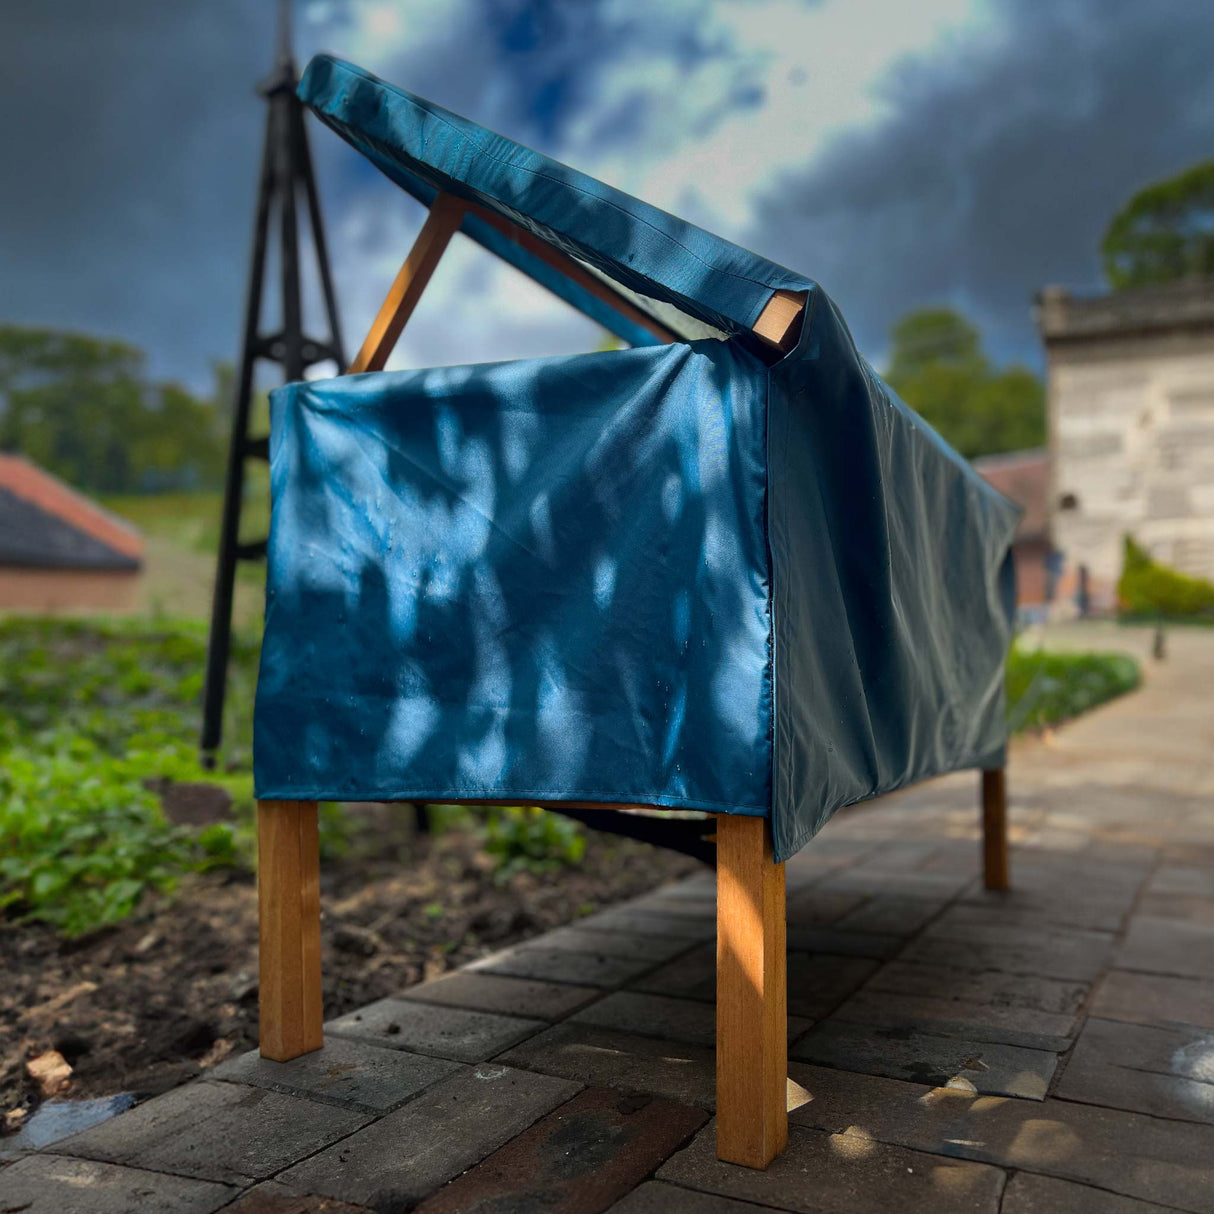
747, 0, 1214, 371
1, 1, 274, 386
0, 0, 751, 386
5, 0, 1212, 386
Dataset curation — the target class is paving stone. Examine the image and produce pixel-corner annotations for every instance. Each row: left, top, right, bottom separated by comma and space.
0, 1154, 237, 1213
625, 892, 716, 920
833, 987, 1077, 1051
1056, 1017, 1214, 1124
832, 959, 1083, 1049
537, 924, 698, 962
604, 1181, 786, 1213
275, 1065, 579, 1209
1117, 917, 1214, 980
902, 922, 1113, 982
413, 1086, 708, 1213
211, 1038, 461, 1112
634, 943, 876, 1018
467, 943, 659, 987
822, 867, 975, 900
576, 906, 716, 940
784, 925, 902, 959
571, 991, 812, 1049
861, 839, 950, 871
862, 961, 1086, 1015
943, 895, 1131, 934
498, 1023, 718, 1109
1001, 1172, 1189, 1213
400, 970, 602, 1020
223, 1184, 373, 1213
789, 1019, 1057, 1098
658, 872, 717, 897
1138, 894, 1214, 925
325, 997, 544, 1061
1091, 969, 1214, 1029
784, 887, 868, 926
834, 894, 950, 936
54, 1081, 369, 1186
657, 1122, 1005, 1214
786, 1060, 1214, 1211
1149, 867, 1214, 898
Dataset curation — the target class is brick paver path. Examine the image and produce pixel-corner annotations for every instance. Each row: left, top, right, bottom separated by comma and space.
4, 622, 1212, 1212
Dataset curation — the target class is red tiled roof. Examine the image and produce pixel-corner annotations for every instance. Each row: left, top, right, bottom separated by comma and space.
972, 448, 1049, 542
0, 454, 144, 563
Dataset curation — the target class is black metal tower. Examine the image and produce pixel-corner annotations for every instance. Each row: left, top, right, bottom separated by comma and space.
201, 0, 345, 764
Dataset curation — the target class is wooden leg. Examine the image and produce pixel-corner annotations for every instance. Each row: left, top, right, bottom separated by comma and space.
716, 815, 787, 1169
258, 800, 323, 1061
982, 767, 1010, 892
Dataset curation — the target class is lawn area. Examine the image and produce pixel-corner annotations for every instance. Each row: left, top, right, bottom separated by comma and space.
100, 489, 266, 624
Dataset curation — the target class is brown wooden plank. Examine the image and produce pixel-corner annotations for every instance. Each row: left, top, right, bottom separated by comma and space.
752, 289, 806, 352
347, 192, 467, 374
715, 814, 787, 1168
982, 767, 1010, 891
258, 799, 323, 1061
466, 201, 680, 346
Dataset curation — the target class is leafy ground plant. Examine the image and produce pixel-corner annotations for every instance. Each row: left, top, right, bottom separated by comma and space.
1006, 645, 1140, 733
0, 617, 258, 935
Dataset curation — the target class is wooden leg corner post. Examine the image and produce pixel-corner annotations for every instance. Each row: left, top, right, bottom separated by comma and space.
258, 800, 323, 1061
982, 767, 1010, 892
716, 814, 787, 1168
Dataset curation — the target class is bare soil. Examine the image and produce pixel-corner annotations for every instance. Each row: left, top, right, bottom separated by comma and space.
1, 809, 698, 1130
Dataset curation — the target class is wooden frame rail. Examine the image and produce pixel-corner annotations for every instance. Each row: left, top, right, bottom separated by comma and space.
344, 191, 807, 378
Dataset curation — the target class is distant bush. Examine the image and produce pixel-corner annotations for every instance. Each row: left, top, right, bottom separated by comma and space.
1006, 647, 1140, 733
483, 806, 585, 880
1118, 535, 1214, 619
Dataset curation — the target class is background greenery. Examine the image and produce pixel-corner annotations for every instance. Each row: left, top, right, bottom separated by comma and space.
1118, 535, 1214, 620
0, 326, 238, 496
0, 614, 1140, 939
1102, 158, 1214, 291
883, 307, 1045, 459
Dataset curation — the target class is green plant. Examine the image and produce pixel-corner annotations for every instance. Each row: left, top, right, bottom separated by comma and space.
482, 806, 585, 880
0, 738, 236, 936
1118, 535, 1214, 619
1006, 647, 1140, 733
0, 617, 263, 935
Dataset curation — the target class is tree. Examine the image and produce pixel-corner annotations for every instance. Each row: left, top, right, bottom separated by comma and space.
0, 325, 229, 494
884, 308, 1045, 460
1102, 160, 1214, 290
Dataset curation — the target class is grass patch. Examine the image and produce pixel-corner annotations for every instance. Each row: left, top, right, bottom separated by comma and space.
101, 486, 269, 559
1006, 645, 1140, 733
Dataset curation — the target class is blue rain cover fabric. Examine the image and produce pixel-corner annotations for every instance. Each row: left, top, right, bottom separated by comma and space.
255, 342, 774, 818
255, 302, 1019, 860
255, 56, 1020, 860
297, 55, 807, 339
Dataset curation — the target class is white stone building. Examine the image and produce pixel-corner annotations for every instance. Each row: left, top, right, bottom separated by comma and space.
1036, 279, 1214, 611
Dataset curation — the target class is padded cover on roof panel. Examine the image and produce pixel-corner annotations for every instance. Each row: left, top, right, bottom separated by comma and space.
298, 54, 809, 339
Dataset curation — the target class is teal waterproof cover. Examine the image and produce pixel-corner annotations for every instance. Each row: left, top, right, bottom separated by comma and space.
253, 56, 1019, 862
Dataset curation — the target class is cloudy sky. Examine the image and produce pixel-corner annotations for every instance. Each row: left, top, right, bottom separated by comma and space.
4, 0, 1213, 391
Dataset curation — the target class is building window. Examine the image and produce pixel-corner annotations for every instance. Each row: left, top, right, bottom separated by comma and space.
1058, 493, 1079, 511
